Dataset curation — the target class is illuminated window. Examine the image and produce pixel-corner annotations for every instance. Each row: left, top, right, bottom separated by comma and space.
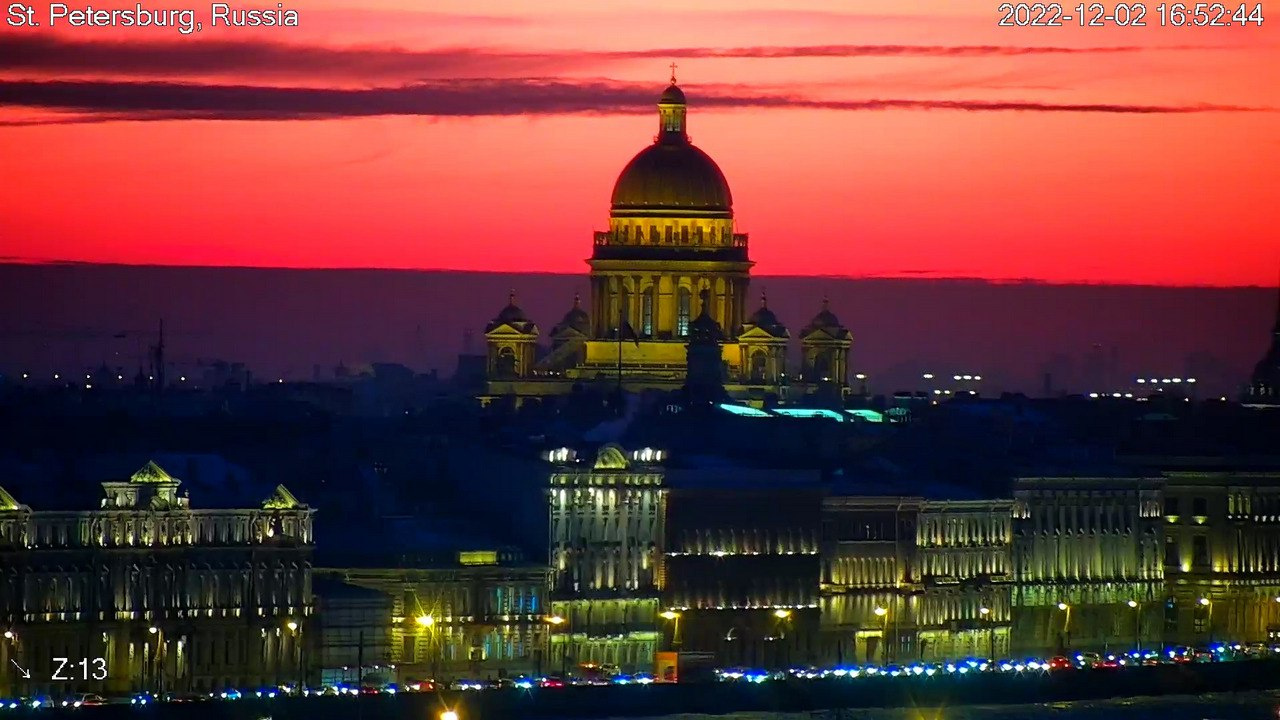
641, 290, 654, 336
676, 287, 691, 337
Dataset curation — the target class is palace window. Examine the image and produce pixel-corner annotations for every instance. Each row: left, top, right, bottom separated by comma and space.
1192, 497, 1208, 516
641, 290, 653, 336
1192, 536, 1209, 566
676, 287, 691, 337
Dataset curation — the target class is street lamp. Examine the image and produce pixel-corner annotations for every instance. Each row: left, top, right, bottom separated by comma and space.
546, 615, 568, 677
416, 614, 435, 628
1127, 600, 1141, 653
285, 620, 303, 691
772, 609, 793, 669
873, 607, 888, 665
1057, 603, 1071, 652
146, 627, 164, 695
1199, 597, 1213, 644
440, 711, 459, 720
980, 607, 994, 661
660, 610, 682, 652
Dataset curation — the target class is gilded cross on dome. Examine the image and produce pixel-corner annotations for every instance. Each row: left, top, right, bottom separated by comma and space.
669, 62, 678, 84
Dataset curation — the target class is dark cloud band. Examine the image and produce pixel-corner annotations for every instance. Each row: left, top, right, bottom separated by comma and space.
0, 78, 1261, 125
0, 35, 1193, 81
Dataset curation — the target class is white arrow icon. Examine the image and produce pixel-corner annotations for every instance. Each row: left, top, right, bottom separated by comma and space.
9, 659, 30, 679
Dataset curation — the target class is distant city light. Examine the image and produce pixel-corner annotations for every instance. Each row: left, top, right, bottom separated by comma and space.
922, 373, 934, 379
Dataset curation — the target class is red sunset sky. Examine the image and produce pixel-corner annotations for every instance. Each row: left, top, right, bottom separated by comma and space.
1, 0, 1277, 286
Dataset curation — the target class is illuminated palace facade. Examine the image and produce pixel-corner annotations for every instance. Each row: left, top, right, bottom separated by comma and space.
546, 446, 666, 673
483, 80, 852, 405
820, 497, 1015, 664
544, 448, 1280, 671
0, 462, 313, 696
315, 555, 553, 681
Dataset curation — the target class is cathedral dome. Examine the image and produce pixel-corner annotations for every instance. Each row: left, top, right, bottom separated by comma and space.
745, 294, 787, 337
552, 294, 590, 336
486, 291, 534, 332
611, 144, 731, 214
802, 298, 848, 338
610, 83, 732, 216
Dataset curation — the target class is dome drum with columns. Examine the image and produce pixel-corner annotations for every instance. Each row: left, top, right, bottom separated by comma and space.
480, 77, 854, 406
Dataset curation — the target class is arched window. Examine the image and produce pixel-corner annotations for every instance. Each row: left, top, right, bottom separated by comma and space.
750, 349, 768, 383
676, 287, 691, 337
812, 349, 833, 380
641, 289, 654, 337
495, 347, 517, 378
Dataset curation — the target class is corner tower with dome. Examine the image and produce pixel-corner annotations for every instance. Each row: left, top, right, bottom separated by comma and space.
481, 77, 853, 405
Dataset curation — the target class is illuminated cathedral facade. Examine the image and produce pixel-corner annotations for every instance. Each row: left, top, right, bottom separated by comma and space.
483, 79, 852, 405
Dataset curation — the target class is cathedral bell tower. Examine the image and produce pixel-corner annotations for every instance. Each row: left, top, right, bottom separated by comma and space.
684, 289, 727, 403
484, 291, 539, 381
799, 298, 853, 397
